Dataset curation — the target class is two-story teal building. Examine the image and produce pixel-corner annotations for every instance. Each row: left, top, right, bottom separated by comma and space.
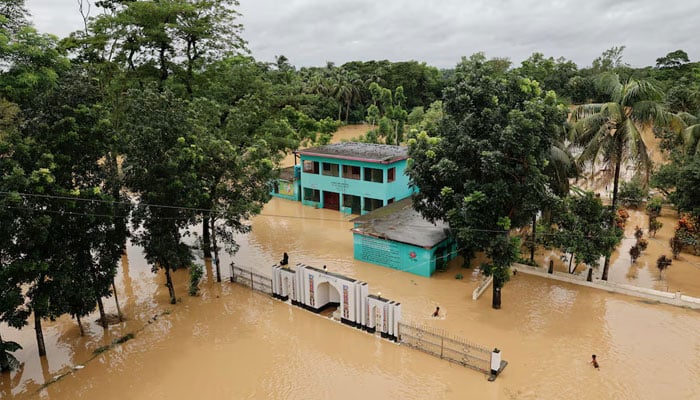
294, 142, 414, 215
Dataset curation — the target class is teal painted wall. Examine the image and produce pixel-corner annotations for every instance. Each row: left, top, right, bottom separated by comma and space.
300, 155, 415, 213
352, 233, 443, 277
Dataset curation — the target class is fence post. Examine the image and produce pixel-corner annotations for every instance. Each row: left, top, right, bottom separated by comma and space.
440, 336, 444, 359
489, 348, 502, 381
250, 270, 254, 290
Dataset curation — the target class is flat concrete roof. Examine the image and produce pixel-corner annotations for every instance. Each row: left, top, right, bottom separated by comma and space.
296, 142, 408, 164
351, 197, 449, 249
306, 265, 356, 282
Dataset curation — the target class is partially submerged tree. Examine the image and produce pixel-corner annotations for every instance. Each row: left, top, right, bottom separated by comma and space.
656, 255, 672, 277
570, 73, 675, 280
550, 192, 622, 274
408, 53, 566, 308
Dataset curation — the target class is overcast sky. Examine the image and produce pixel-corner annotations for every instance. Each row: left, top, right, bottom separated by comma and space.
25, 0, 700, 69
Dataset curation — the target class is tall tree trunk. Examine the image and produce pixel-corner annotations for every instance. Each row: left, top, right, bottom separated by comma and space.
568, 253, 575, 273
96, 297, 108, 328
202, 216, 211, 258
337, 103, 342, 122
34, 312, 46, 357
112, 278, 122, 322
530, 214, 537, 262
345, 101, 350, 123
492, 279, 502, 309
76, 314, 85, 336
164, 266, 176, 304
211, 217, 221, 283
0, 333, 9, 372
602, 159, 623, 281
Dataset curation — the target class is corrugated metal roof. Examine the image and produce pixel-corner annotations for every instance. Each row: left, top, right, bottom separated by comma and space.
277, 166, 296, 180
297, 142, 408, 164
351, 198, 449, 249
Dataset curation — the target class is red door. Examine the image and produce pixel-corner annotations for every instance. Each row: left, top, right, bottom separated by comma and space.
323, 191, 340, 211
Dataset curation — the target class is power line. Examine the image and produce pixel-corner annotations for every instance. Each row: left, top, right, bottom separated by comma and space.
0, 191, 676, 241
0, 191, 215, 213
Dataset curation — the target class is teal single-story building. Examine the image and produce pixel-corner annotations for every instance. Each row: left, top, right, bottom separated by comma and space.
270, 165, 301, 201
351, 198, 456, 277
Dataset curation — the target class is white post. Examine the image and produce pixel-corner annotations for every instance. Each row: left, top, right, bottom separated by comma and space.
490, 348, 502, 376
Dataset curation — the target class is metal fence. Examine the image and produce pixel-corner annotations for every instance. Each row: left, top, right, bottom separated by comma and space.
230, 264, 273, 295
398, 322, 492, 374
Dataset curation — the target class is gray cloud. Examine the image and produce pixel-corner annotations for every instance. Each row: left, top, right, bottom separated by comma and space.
26, 0, 700, 69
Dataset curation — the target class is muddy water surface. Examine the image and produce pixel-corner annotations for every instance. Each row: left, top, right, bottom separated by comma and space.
3, 198, 700, 399
4, 168, 700, 398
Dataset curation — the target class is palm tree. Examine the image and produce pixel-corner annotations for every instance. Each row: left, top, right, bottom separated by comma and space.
677, 111, 700, 156
528, 133, 579, 262
331, 69, 362, 123
570, 73, 674, 280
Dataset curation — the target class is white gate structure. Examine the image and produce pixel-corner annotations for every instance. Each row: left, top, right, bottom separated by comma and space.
272, 263, 401, 341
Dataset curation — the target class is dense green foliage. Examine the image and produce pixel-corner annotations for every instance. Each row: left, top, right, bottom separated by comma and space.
407, 53, 567, 308
548, 193, 622, 273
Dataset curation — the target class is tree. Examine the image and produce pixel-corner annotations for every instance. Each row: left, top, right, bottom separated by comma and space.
618, 179, 646, 208
550, 192, 622, 274
365, 82, 408, 145
675, 158, 700, 216
591, 46, 628, 74
331, 68, 362, 122
86, 0, 246, 91
570, 73, 674, 280
122, 87, 199, 304
656, 50, 690, 69
407, 53, 566, 308
517, 52, 579, 99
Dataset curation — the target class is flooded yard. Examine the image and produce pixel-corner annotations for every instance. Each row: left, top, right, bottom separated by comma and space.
3, 196, 700, 400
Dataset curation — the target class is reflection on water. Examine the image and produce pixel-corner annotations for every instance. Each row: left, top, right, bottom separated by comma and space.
3, 197, 700, 398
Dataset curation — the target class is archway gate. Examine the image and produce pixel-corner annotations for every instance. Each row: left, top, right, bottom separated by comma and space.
271, 263, 401, 340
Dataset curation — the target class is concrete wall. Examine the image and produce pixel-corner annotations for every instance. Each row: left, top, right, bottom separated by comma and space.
352, 233, 429, 277
513, 263, 700, 310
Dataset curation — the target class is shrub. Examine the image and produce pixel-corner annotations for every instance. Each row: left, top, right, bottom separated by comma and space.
646, 197, 663, 218
618, 179, 646, 208
649, 219, 663, 237
634, 226, 644, 240
629, 245, 641, 264
189, 263, 204, 296
616, 208, 630, 229
670, 236, 683, 259
656, 255, 672, 276
637, 238, 648, 251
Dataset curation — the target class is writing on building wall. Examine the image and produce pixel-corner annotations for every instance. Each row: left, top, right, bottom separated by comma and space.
360, 235, 400, 268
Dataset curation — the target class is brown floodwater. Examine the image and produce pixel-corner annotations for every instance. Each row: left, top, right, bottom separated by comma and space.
3, 196, 700, 400
3, 125, 700, 399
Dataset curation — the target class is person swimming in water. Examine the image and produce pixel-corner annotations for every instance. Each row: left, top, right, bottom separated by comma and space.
432, 306, 440, 317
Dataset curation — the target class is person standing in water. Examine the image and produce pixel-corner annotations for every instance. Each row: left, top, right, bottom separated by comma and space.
280, 252, 289, 266
591, 354, 599, 369
432, 306, 440, 317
